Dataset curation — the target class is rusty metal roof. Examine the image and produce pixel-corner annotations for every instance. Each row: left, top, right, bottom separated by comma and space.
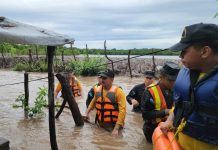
0, 16, 74, 46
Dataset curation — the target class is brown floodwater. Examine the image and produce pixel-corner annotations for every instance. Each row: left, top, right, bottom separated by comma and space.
0, 70, 152, 150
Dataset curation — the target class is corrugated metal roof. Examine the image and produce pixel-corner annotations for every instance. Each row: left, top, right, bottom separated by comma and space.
0, 17, 75, 46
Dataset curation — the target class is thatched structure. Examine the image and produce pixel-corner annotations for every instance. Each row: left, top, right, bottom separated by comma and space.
0, 16, 74, 150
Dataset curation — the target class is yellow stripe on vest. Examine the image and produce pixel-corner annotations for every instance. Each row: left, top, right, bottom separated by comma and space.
151, 86, 161, 110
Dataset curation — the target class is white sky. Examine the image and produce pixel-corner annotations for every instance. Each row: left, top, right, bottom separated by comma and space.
1, 0, 218, 49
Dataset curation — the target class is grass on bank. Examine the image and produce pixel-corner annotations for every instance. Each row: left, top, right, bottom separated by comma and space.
13, 57, 107, 76
0, 42, 180, 56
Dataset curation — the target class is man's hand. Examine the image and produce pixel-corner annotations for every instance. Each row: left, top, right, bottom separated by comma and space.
159, 120, 173, 134
131, 99, 139, 107
83, 112, 90, 122
111, 128, 119, 136
159, 113, 174, 134
164, 109, 171, 115
111, 124, 120, 136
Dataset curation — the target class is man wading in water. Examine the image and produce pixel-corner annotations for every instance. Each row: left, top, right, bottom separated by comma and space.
84, 70, 126, 136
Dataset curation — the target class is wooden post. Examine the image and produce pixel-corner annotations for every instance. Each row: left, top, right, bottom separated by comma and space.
47, 46, 58, 150
35, 45, 39, 60
45, 47, 48, 63
55, 98, 67, 119
128, 50, 132, 78
24, 72, 29, 117
28, 49, 33, 63
85, 44, 89, 59
151, 49, 156, 72
104, 40, 114, 72
61, 51, 64, 64
55, 73, 84, 126
1, 48, 6, 68
54, 50, 58, 70
70, 43, 76, 61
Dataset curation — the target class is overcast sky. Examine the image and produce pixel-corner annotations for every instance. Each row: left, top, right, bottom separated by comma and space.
1, 0, 218, 49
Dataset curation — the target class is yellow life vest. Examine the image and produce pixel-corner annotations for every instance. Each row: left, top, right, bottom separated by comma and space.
71, 79, 81, 97
147, 83, 167, 123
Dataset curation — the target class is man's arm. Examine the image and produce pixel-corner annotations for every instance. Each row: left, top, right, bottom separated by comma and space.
141, 90, 167, 120
77, 80, 83, 96
126, 85, 139, 106
84, 96, 96, 120
112, 88, 126, 136
86, 87, 94, 108
126, 88, 136, 104
54, 83, 61, 98
160, 112, 174, 134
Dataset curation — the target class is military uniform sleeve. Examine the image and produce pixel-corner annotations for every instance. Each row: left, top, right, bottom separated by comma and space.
116, 88, 127, 126
126, 86, 137, 105
87, 95, 96, 110
86, 87, 94, 108
141, 89, 165, 120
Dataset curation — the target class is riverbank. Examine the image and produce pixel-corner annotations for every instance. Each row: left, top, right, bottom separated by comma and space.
0, 55, 181, 76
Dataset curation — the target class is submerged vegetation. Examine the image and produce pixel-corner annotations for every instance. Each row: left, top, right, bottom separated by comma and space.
13, 87, 48, 118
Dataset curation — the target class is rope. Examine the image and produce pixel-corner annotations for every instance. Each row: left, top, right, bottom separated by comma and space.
0, 76, 48, 87
94, 49, 168, 68
0, 49, 169, 87
153, 119, 186, 150
166, 119, 186, 150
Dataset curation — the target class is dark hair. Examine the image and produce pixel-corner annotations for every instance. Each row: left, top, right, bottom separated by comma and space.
193, 41, 218, 54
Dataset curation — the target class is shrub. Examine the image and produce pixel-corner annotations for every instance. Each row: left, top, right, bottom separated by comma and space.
13, 87, 48, 118
13, 61, 48, 72
65, 57, 106, 76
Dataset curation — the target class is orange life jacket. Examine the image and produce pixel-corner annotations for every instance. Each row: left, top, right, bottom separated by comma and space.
147, 83, 167, 123
71, 79, 81, 97
95, 85, 119, 124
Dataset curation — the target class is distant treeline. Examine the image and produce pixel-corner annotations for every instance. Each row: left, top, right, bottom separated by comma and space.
0, 43, 180, 56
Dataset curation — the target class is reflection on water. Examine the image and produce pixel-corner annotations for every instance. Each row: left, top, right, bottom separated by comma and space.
0, 70, 152, 150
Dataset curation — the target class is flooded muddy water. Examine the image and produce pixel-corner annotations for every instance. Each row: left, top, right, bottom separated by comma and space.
0, 70, 152, 150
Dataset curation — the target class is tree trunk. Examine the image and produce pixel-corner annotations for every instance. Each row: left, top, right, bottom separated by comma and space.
55, 73, 84, 126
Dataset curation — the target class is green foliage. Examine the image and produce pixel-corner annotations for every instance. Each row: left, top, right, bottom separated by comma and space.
12, 58, 106, 75
12, 94, 26, 108
66, 57, 107, 76
13, 61, 48, 72
0, 42, 179, 56
13, 87, 48, 118
28, 87, 47, 117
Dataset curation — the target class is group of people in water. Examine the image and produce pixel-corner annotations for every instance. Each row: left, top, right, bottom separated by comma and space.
55, 23, 218, 150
